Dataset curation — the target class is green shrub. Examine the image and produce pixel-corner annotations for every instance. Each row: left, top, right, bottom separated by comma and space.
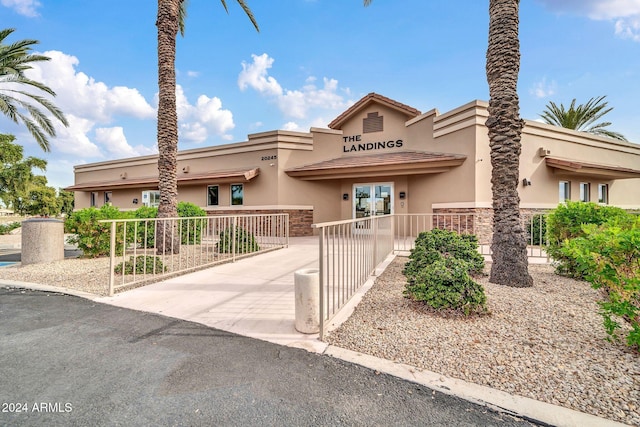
177, 202, 206, 245
564, 218, 640, 350
0, 221, 20, 235
130, 202, 207, 248
114, 255, 167, 275
64, 205, 133, 257
525, 213, 547, 246
217, 225, 260, 254
404, 257, 487, 315
404, 229, 484, 280
133, 206, 158, 248
547, 201, 630, 277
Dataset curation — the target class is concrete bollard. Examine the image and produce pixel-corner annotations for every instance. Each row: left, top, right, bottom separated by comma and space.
21, 218, 64, 266
294, 268, 320, 334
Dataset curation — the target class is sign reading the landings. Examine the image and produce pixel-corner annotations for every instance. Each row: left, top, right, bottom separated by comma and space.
342, 135, 403, 153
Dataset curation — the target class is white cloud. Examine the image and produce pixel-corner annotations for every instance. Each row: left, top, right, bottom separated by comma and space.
536, 0, 640, 19
529, 78, 557, 98
282, 122, 301, 131
186, 71, 200, 78
1, 0, 41, 17
94, 127, 157, 158
175, 85, 235, 143
615, 17, 640, 41
238, 53, 283, 97
25, 51, 156, 123
585, 0, 640, 20
49, 115, 102, 158
536, 0, 640, 41
238, 53, 352, 124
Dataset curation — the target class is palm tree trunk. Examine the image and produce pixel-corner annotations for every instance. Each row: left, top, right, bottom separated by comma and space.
156, 0, 180, 254
486, 0, 532, 287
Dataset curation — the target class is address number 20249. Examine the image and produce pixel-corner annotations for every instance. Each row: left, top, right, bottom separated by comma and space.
261, 155, 277, 161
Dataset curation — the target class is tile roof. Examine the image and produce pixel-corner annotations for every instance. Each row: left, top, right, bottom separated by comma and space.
545, 157, 640, 179
65, 168, 260, 191
328, 92, 421, 130
285, 151, 466, 180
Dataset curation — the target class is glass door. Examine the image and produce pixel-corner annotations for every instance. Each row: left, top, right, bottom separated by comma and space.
374, 184, 392, 216
353, 183, 393, 230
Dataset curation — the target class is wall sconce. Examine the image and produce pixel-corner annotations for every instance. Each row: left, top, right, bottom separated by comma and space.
399, 191, 406, 199
132, 198, 139, 204
343, 193, 349, 200
522, 179, 532, 187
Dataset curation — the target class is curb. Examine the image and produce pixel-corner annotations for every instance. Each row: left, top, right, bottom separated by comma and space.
0, 280, 102, 301
324, 346, 629, 427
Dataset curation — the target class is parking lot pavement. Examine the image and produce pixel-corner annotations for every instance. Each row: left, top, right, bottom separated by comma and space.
0, 288, 538, 426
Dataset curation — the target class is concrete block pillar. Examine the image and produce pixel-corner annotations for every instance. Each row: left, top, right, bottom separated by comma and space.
294, 268, 320, 334
21, 218, 64, 266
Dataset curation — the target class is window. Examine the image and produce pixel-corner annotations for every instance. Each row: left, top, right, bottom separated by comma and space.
207, 185, 219, 206
104, 191, 112, 205
598, 184, 609, 204
559, 181, 571, 202
90, 192, 99, 207
579, 183, 590, 202
142, 190, 160, 207
231, 184, 243, 206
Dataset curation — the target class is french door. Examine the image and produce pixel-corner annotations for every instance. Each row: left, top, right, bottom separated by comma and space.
353, 183, 393, 227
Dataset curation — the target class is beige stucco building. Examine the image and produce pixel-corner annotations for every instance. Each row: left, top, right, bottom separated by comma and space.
67, 93, 640, 236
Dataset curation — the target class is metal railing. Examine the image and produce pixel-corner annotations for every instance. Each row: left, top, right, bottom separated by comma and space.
313, 215, 394, 339
102, 213, 289, 296
393, 212, 549, 260
393, 213, 476, 253
314, 212, 550, 338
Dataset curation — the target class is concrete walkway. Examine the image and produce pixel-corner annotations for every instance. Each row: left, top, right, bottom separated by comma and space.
97, 237, 327, 352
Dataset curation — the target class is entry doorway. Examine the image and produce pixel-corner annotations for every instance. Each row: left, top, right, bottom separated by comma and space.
353, 183, 394, 220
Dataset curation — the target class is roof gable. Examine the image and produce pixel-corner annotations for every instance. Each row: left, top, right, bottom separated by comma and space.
328, 93, 421, 130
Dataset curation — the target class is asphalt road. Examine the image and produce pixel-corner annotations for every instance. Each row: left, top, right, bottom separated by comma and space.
0, 288, 539, 426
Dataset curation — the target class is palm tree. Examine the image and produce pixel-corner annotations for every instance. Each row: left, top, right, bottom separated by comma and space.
155, 0, 258, 254
0, 28, 68, 152
364, 0, 532, 287
540, 96, 627, 141
486, 0, 532, 287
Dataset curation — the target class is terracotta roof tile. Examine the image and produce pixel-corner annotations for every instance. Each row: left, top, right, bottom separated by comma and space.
328, 93, 421, 130
286, 151, 466, 173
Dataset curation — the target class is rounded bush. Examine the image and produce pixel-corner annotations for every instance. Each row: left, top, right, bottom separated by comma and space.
404, 229, 484, 281
405, 257, 487, 315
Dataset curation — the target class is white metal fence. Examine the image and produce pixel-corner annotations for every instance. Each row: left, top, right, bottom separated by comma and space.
393, 212, 549, 259
314, 212, 550, 339
313, 215, 394, 340
393, 213, 476, 253
102, 213, 289, 296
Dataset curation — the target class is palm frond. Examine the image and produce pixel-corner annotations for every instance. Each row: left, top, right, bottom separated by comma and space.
233, 1, 259, 32
0, 27, 68, 150
540, 96, 627, 141
178, 0, 189, 36
16, 112, 50, 151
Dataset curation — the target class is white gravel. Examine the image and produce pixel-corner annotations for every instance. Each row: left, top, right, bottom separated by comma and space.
326, 256, 640, 426
0, 257, 112, 295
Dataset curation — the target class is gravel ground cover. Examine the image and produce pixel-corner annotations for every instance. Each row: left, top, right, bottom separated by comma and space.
327, 257, 640, 426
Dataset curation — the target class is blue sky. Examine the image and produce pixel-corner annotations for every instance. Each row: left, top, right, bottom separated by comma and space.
2, 0, 639, 190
